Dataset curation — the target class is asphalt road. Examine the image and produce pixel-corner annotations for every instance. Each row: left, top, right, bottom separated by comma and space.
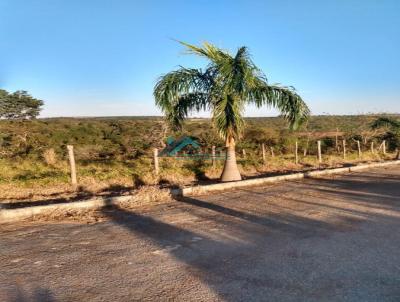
1, 166, 400, 301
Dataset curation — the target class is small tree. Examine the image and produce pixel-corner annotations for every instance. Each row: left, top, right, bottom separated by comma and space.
154, 41, 309, 181
371, 117, 400, 151
0, 89, 43, 119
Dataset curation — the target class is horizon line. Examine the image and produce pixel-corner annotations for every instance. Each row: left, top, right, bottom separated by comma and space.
37, 112, 400, 119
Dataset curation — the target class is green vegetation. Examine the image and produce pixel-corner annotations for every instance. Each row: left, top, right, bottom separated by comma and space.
0, 114, 398, 201
0, 89, 43, 119
371, 117, 400, 151
154, 41, 309, 181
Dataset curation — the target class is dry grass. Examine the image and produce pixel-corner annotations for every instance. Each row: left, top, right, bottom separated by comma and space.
2, 151, 395, 224
42, 148, 57, 166
119, 186, 172, 208
30, 208, 109, 224
0, 151, 395, 204
25, 186, 172, 223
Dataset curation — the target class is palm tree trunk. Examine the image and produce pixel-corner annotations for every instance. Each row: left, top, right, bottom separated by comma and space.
220, 138, 242, 182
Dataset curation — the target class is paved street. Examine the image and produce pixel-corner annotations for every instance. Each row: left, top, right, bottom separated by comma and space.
1, 166, 400, 301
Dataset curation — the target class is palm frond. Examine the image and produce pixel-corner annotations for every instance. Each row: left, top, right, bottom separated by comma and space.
179, 41, 231, 66
247, 79, 310, 130
212, 95, 245, 141
166, 92, 210, 130
154, 67, 212, 129
154, 41, 310, 140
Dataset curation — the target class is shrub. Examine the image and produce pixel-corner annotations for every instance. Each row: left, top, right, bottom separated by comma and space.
42, 148, 57, 166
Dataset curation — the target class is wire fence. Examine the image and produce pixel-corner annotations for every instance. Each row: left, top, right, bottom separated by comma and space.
59, 138, 397, 185
0, 135, 399, 202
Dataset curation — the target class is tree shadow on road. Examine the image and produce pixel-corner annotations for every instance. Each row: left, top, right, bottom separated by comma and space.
307, 172, 400, 207
101, 204, 250, 300
99, 190, 367, 301
96, 167, 400, 301
6, 286, 55, 302
173, 195, 357, 236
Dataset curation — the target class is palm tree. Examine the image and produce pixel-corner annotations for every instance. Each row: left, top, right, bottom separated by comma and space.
154, 42, 310, 181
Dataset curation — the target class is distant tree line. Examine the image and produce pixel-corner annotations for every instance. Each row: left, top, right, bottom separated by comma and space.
0, 89, 43, 119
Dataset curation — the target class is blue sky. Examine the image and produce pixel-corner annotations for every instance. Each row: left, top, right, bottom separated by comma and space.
1, 0, 399, 117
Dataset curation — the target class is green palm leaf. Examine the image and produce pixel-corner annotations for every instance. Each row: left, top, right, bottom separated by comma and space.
154, 41, 310, 181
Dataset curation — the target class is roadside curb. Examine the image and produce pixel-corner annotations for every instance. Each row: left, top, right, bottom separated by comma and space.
172, 173, 305, 196
0, 195, 133, 224
1, 160, 400, 223
172, 160, 400, 196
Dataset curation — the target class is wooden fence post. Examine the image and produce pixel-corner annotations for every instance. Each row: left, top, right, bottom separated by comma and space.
67, 145, 77, 188
382, 140, 386, 155
261, 143, 266, 164
317, 140, 322, 164
295, 140, 299, 164
153, 148, 159, 175
343, 140, 346, 160
270, 146, 275, 158
242, 149, 246, 158
371, 142, 374, 154
304, 135, 310, 157
335, 128, 339, 153
212, 145, 216, 169
357, 140, 362, 159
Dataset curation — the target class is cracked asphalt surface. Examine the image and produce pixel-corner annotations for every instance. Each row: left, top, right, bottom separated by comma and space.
1, 166, 400, 301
